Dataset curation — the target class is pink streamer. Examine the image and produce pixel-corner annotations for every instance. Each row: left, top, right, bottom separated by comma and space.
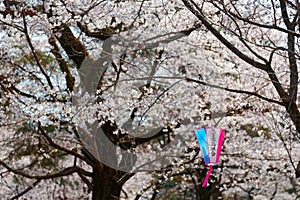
216, 129, 225, 164
202, 165, 213, 187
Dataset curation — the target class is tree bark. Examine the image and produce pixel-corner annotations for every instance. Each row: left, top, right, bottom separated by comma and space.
55, 24, 89, 69
92, 162, 123, 200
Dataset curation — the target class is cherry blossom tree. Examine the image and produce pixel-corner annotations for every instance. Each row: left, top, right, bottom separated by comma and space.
179, 0, 300, 198
0, 0, 299, 199
0, 1, 207, 199
182, 0, 300, 132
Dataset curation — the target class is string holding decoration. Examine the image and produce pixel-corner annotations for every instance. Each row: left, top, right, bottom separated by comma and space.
195, 127, 225, 187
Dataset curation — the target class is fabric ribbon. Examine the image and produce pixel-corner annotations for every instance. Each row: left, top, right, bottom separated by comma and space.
202, 165, 213, 187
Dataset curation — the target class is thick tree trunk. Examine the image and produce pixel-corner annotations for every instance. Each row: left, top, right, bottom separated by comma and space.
92, 162, 123, 200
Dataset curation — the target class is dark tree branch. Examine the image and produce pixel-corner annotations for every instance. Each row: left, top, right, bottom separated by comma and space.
77, 21, 127, 40
12, 62, 45, 86
130, 0, 146, 27
0, 19, 23, 31
10, 85, 37, 99
287, 33, 298, 102
138, 80, 182, 125
271, 0, 278, 26
76, 169, 93, 192
0, 75, 37, 99
215, 2, 269, 64
46, 6, 88, 69
113, 52, 127, 90
181, 0, 269, 71
226, 10, 300, 37
296, 161, 300, 178
59, 0, 105, 17
268, 47, 287, 65
10, 179, 41, 200
185, 77, 284, 105
118, 126, 173, 150
291, 9, 299, 27
55, 24, 89, 68
279, 0, 292, 29
38, 125, 94, 166
48, 36, 75, 92
266, 68, 289, 102
0, 80, 9, 93
22, 14, 53, 89
0, 159, 81, 179
278, 0, 298, 102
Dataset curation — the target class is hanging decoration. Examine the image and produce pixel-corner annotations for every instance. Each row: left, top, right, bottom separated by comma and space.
195, 127, 225, 187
